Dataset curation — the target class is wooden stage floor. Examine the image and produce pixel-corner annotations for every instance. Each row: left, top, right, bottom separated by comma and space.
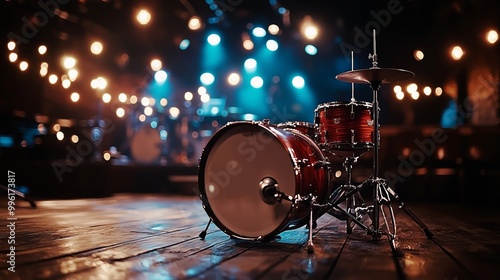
1, 193, 499, 280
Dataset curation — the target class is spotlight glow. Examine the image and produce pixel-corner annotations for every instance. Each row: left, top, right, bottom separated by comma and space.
291, 76, 305, 89
207, 34, 221, 46
304, 45, 318, 55
227, 72, 241, 86
486, 30, 498, 44
252, 27, 266, 37
266, 39, 279, 51
250, 76, 264, 88
154, 70, 168, 84
200, 72, 215, 85
244, 58, 257, 72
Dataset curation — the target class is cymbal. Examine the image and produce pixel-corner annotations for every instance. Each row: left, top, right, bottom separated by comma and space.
336, 67, 414, 84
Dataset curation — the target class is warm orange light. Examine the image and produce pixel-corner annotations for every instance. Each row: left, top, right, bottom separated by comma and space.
486, 30, 498, 44
451, 46, 464, 60
188, 16, 202, 31
136, 9, 152, 25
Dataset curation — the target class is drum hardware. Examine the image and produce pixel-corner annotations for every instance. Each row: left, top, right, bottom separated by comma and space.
333, 30, 433, 248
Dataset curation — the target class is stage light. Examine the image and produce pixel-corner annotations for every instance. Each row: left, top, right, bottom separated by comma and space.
266, 40, 279, 51
37, 124, 47, 135
68, 69, 78, 81
200, 93, 210, 103
9, 53, 17, 62
291, 76, 305, 89
160, 98, 168, 106
243, 113, 258, 120
450, 46, 464, 60
116, 108, 125, 118
150, 121, 158, 129
411, 91, 419, 100
184, 92, 193, 101
70, 92, 80, 102
406, 83, 418, 93
435, 87, 443, 96
188, 16, 202, 30
486, 29, 498, 44
62, 79, 71, 89
38, 45, 47, 55
423, 86, 432, 96
244, 58, 257, 72
103, 152, 111, 161
102, 93, 111, 103
179, 39, 190, 50
7, 41, 15, 51
300, 16, 319, 40
62, 56, 76, 69
198, 86, 207, 95
396, 91, 405, 100
92, 77, 107, 90
144, 106, 153, 117
149, 97, 156, 106
52, 124, 61, 132
160, 130, 168, 140
56, 131, 64, 141
252, 27, 266, 37
141, 97, 150, 106
139, 114, 146, 122
304, 45, 317, 55
241, 32, 254, 50
136, 9, 152, 25
200, 72, 215, 85
227, 72, 241, 86
413, 50, 424, 61
19, 61, 28, 71
49, 74, 58, 84
130, 95, 138, 104
150, 59, 162, 71
154, 70, 168, 84
268, 24, 280, 35
118, 93, 127, 103
169, 107, 180, 119
90, 41, 103, 55
243, 39, 254, 50
71, 135, 79, 143
207, 33, 221, 46
250, 76, 264, 89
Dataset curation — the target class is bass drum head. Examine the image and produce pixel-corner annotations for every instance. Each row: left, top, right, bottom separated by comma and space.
199, 122, 297, 239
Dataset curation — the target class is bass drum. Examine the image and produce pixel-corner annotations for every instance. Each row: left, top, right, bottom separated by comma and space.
198, 121, 332, 240
130, 127, 162, 164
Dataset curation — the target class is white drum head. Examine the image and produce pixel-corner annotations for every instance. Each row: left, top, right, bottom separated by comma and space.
202, 123, 296, 238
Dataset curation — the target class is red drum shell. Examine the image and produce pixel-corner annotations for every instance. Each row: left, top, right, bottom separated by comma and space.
314, 101, 374, 152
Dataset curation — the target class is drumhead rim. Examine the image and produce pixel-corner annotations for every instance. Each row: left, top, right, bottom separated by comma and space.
314, 100, 373, 111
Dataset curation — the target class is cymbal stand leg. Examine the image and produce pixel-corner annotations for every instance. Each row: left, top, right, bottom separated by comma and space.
307, 195, 317, 254
385, 186, 435, 238
343, 157, 357, 233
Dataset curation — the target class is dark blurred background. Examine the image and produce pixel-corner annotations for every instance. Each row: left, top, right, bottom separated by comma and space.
0, 0, 498, 202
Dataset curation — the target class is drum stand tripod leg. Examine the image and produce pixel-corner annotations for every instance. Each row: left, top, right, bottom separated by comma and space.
199, 219, 211, 239
307, 195, 316, 254
385, 186, 435, 239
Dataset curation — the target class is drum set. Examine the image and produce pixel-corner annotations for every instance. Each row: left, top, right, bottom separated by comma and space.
197, 32, 434, 254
